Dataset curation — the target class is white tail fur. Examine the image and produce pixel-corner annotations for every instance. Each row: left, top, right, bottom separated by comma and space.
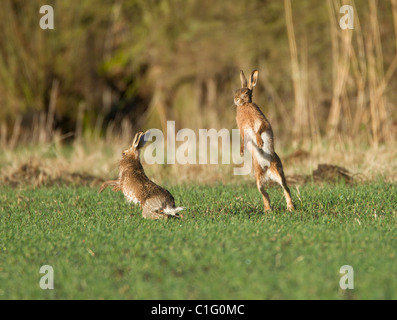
163, 206, 185, 216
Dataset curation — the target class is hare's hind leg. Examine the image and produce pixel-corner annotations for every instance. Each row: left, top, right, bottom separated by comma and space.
142, 206, 168, 220
146, 210, 168, 220
267, 155, 294, 211
253, 158, 272, 212
257, 180, 272, 211
142, 198, 169, 220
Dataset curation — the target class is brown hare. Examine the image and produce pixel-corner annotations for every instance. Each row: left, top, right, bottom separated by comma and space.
234, 69, 294, 212
99, 131, 184, 220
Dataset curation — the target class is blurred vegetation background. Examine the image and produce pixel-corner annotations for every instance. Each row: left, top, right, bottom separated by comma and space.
0, 0, 396, 151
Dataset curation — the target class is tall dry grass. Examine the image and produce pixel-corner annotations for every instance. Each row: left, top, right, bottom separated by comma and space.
1, 1, 397, 185
1, 110, 396, 186
285, 0, 396, 147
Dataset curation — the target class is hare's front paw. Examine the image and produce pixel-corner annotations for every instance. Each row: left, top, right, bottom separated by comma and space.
256, 135, 264, 149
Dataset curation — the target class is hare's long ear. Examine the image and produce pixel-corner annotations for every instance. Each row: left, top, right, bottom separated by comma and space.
240, 70, 248, 88
248, 70, 259, 90
132, 132, 143, 149
135, 130, 150, 149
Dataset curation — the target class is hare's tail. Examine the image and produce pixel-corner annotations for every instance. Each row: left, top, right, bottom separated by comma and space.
163, 206, 185, 217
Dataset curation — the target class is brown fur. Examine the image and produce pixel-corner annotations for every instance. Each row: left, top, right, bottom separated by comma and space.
235, 70, 294, 212
99, 131, 183, 220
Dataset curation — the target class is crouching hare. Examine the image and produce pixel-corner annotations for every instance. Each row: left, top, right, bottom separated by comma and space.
234, 69, 294, 212
99, 131, 184, 219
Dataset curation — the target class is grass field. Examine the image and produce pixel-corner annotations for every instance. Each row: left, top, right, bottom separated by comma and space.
0, 181, 396, 300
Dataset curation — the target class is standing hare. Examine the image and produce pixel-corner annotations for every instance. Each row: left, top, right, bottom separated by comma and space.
99, 131, 184, 219
234, 69, 294, 212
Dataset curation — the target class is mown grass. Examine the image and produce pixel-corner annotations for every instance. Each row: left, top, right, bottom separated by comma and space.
0, 182, 396, 300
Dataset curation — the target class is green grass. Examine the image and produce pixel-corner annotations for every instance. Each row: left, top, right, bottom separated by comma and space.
0, 182, 396, 299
